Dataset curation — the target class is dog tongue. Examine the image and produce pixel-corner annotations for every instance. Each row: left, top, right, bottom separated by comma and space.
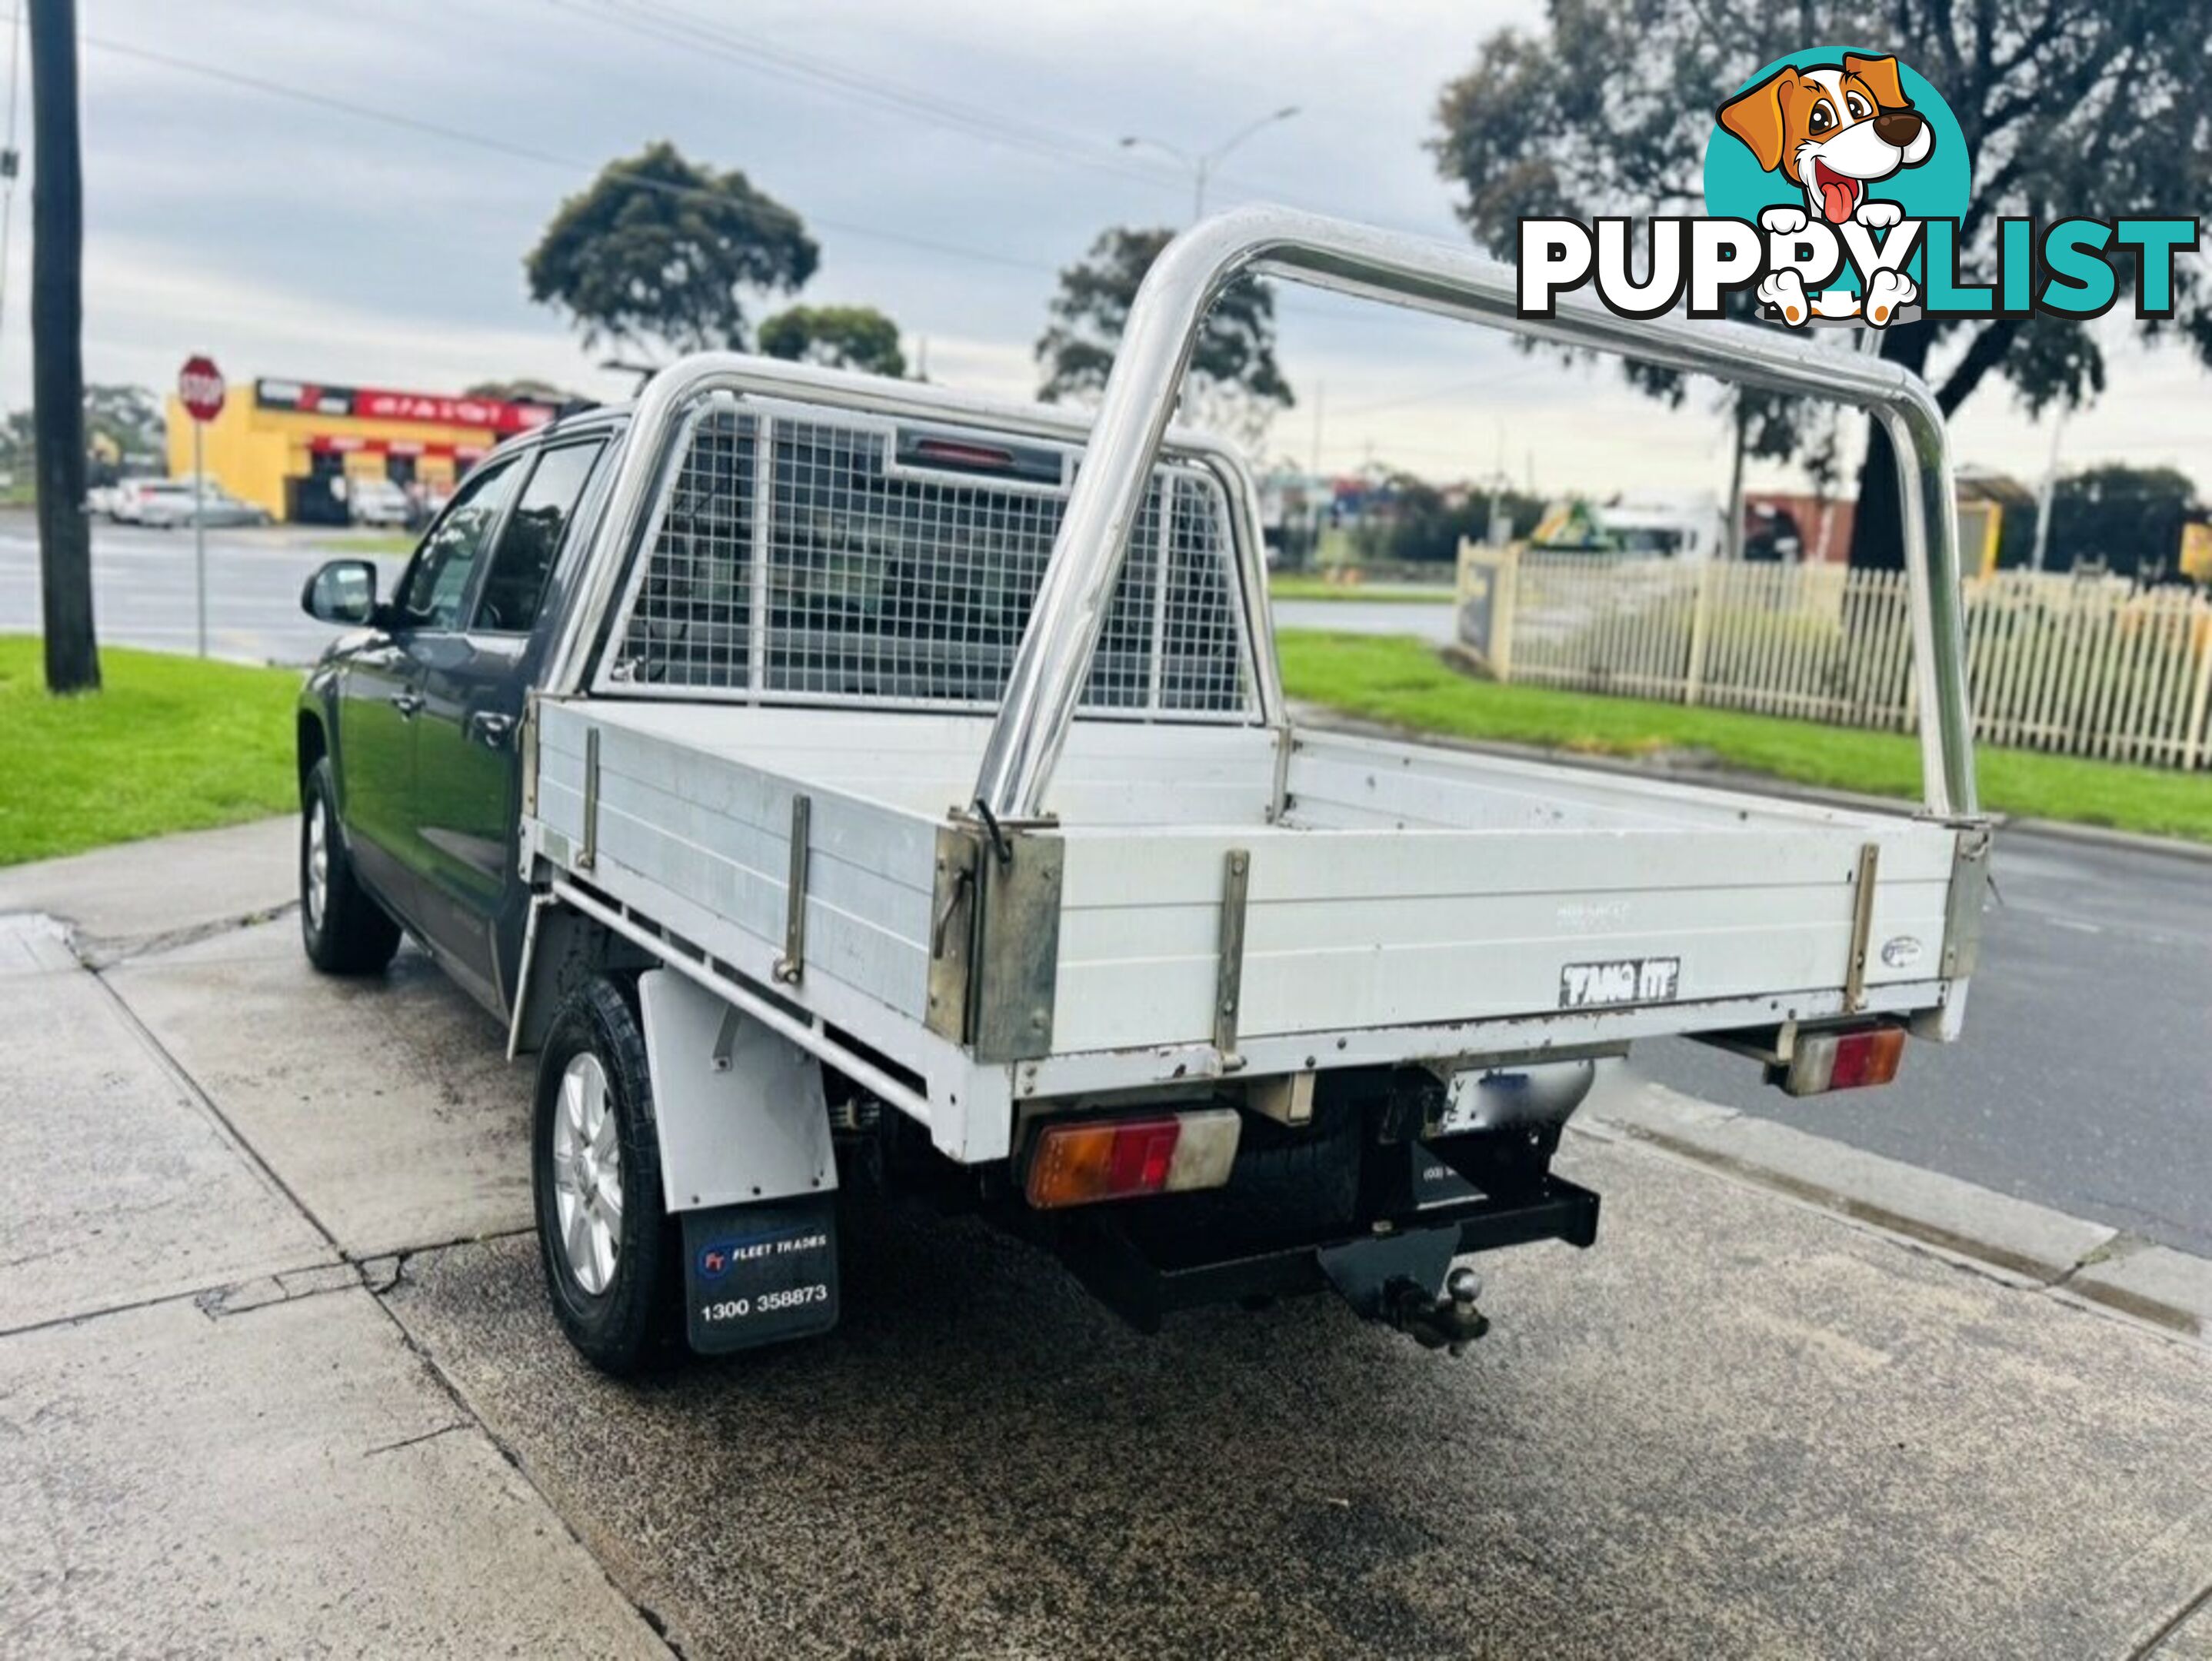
1818, 175, 1856, 224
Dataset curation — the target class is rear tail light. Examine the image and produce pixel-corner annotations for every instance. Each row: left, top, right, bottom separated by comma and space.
1781, 1026, 1906, 1097
1024, 1108, 1242, 1210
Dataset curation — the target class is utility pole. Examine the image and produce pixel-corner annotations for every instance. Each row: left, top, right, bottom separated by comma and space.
29, 0, 94, 693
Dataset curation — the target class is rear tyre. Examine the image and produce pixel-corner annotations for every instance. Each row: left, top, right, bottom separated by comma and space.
299, 758, 401, 974
533, 975, 683, 1375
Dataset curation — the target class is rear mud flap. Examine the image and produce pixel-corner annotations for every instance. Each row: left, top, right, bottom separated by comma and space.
681, 1195, 840, 1355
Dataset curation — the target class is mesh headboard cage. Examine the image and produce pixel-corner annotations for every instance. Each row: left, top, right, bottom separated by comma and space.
596, 401, 1257, 718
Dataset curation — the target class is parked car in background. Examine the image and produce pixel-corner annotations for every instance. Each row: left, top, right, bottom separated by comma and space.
108, 479, 192, 524
137, 483, 275, 529
349, 478, 415, 528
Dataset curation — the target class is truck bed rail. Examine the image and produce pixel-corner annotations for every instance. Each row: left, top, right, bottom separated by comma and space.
971, 205, 1977, 824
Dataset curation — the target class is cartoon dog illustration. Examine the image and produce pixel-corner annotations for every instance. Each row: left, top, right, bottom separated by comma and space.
1717, 53, 1934, 326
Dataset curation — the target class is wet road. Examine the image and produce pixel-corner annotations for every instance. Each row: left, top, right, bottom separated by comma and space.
1271, 594, 1456, 641
1647, 827, 2212, 1256
0, 514, 375, 664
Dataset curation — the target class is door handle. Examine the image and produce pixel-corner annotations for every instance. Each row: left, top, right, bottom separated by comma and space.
390, 691, 425, 718
468, 711, 516, 748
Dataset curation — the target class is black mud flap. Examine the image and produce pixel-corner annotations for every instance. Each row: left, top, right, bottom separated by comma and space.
681, 1194, 839, 1356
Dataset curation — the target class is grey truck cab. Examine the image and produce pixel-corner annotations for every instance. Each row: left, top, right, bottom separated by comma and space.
295, 207, 1990, 1375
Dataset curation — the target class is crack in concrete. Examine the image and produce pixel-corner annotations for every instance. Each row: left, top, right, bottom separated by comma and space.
194, 1265, 364, 1321
2052, 1232, 2154, 1290
360, 1422, 470, 1460
2129, 1576, 2212, 1660
0, 1259, 349, 1343
74, 901, 302, 972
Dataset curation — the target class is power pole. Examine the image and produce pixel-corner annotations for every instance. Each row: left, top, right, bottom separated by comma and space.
29, 0, 94, 692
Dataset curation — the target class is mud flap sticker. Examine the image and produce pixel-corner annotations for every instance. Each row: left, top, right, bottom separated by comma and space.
682, 1195, 839, 1355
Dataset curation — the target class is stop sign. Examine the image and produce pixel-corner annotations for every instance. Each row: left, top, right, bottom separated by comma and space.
178, 355, 226, 424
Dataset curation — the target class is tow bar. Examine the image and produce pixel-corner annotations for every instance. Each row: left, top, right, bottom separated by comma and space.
1053, 1164, 1597, 1353
1318, 1227, 1491, 1356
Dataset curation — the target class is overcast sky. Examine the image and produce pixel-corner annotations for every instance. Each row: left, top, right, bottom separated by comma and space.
12, 0, 2208, 501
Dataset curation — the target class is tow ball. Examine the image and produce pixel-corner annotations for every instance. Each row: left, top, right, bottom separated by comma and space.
1318, 1227, 1491, 1358
1385, 1267, 1489, 1356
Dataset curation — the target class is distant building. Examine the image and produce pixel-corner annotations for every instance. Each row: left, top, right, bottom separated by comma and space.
166, 377, 558, 524
1741, 492, 1853, 564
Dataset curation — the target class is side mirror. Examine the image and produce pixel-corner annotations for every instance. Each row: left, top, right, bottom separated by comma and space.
301, 558, 379, 625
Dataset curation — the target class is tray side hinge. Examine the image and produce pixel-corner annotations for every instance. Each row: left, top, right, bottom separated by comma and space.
774, 793, 810, 985
578, 725, 600, 871
1844, 840, 1879, 1014
1214, 847, 1251, 1072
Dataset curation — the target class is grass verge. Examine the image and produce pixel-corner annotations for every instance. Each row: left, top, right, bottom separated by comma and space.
1269, 574, 1454, 604
0, 637, 301, 866
1278, 629, 2212, 844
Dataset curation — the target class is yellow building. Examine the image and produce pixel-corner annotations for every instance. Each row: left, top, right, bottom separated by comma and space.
165, 377, 558, 524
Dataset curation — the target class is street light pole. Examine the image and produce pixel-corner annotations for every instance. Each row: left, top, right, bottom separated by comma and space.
1121, 105, 1300, 222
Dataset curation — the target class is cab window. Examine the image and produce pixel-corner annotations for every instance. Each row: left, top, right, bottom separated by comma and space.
396, 456, 522, 628
471, 439, 608, 634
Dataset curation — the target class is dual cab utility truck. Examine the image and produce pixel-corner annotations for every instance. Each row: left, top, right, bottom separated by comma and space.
295, 207, 1990, 1373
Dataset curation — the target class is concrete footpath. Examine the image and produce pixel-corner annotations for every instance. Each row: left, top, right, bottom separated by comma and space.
0, 828, 665, 1658
5, 821, 2212, 1657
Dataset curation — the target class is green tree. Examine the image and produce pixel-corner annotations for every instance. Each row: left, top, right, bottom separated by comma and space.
85, 384, 162, 465
758, 305, 907, 377
1352, 471, 1547, 564
1431, 0, 2212, 569
525, 141, 818, 358
1037, 226, 1292, 450
2047, 464, 2204, 578
463, 378, 587, 406
0, 409, 35, 477
0, 386, 162, 483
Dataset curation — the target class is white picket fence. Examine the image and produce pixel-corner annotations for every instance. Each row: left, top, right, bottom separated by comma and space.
1455, 542, 2212, 771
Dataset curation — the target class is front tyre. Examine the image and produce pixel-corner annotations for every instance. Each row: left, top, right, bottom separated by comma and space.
299, 757, 401, 974
533, 975, 682, 1375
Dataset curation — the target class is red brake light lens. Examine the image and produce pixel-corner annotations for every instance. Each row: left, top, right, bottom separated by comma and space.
1025, 1109, 1241, 1210
1783, 1025, 1906, 1096
911, 438, 1015, 471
